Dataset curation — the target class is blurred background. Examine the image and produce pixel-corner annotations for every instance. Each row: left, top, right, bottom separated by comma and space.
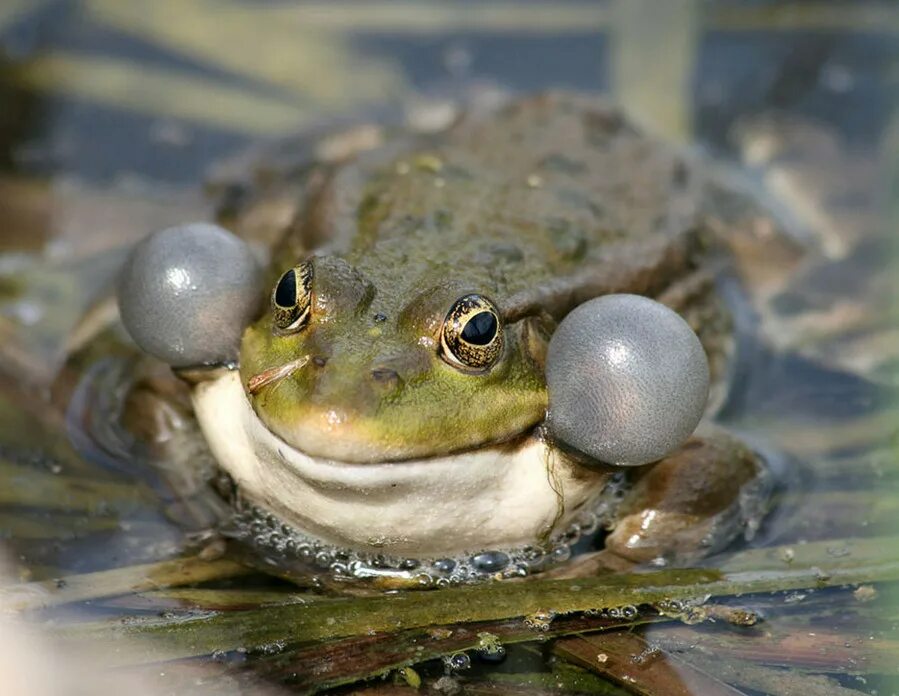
0, 0, 894, 179
0, 0, 895, 376
0, 1, 896, 695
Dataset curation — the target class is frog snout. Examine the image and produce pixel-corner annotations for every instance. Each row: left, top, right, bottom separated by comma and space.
304, 347, 428, 405
367, 346, 431, 387
363, 356, 418, 393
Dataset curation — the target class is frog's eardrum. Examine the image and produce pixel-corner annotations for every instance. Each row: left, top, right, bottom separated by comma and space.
117, 223, 263, 368
545, 294, 709, 467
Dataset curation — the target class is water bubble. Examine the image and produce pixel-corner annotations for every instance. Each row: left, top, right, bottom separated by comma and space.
523, 552, 547, 572
606, 604, 640, 621
260, 640, 286, 655
576, 512, 599, 535
503, 563, 528, 579
471, 551, 510, 573
229, 493, 625, 586
443, 652, 472, 673
631, 645, 660, 665
414, 573, 434, 587
524, 610, 556, 631
432, 558, 456, 574
550, 545, 571, 564
561, 526, 581, 545
521, 546, 544, 561
329, 562, 349, 576
656, 599, 684, 615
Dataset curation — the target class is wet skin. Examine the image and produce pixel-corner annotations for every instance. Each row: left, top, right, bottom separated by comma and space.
231, 93, 767, 565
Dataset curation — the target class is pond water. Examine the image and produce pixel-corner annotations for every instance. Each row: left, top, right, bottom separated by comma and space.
0, 2, 896, 695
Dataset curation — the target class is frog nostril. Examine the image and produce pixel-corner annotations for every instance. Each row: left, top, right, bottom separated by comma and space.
371, 367, 400, 384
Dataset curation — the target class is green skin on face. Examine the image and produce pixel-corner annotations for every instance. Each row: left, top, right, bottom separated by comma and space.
238, 93, 715, 464
240, 261, 549, 462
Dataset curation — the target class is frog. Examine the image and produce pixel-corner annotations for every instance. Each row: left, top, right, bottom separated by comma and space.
116, 93, 778, 584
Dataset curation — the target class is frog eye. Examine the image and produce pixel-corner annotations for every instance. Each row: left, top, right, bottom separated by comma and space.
271, 261, 313, 333
441, 294, 504, 371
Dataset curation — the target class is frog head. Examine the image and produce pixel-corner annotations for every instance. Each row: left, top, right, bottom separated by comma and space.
116, 222, 709, 560
240, 255, 548, 463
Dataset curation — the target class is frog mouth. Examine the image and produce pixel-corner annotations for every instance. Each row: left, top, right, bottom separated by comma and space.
240, 354, 545, 465
190, 370, 609, 558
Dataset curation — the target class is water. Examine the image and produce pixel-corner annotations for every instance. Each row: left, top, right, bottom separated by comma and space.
0, 2, 896, 695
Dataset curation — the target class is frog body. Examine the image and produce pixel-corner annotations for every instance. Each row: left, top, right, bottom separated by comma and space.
127, 93, 774, 578
239, 93, 717, 464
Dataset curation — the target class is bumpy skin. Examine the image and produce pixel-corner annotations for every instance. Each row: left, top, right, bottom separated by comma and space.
240, 93, 725, 464
548, 424, 766, 577
220, 92, 772, 567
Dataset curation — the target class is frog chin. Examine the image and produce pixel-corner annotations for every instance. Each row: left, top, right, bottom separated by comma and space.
192, 370, 610, 558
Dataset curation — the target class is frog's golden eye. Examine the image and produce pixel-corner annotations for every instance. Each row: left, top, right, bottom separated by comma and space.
441, 294, 504, 371
271, 261, 313, 333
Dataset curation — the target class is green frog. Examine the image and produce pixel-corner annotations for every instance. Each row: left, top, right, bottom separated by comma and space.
117, 93, 776, 584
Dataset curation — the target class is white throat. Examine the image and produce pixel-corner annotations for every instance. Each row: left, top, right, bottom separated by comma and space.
191, 371, 609, 557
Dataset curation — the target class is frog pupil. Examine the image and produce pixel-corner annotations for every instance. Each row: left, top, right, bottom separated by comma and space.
275, 269, 296, 307
461, 311, 497, 345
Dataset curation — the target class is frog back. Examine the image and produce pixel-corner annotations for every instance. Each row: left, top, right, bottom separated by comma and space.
279, 93, 708, 320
